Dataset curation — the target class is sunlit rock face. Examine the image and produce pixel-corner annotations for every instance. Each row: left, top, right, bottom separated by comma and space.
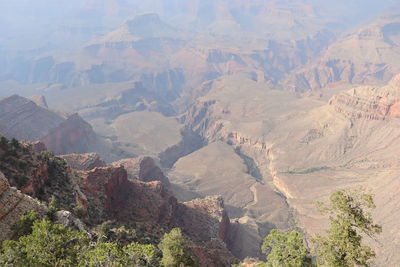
329, 74, 400, 120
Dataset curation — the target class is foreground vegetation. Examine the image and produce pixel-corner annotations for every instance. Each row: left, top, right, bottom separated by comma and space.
0, 211, 197, 267
1, 189, 381, 267
236, 189, 382, 267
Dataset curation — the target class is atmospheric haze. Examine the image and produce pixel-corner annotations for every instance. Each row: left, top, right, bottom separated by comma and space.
1, 0, 400, 266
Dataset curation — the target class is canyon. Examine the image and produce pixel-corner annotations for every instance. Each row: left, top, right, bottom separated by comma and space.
1, 1, 400, 266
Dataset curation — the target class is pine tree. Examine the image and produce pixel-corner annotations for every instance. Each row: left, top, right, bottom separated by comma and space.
158, 228, 197, 267
313, 190, 382, 267
259, 229, 312, 267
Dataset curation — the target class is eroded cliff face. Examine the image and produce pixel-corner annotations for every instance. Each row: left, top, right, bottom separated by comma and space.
329, 74, 400, 120
112, 156, 170, 185
76, 165, 236, 266
41, 113, 99, 155
0, 139, 237, 265
0, 172, 47, 242
285, 16, 400, 91
176, 73, 400, 265
77, 166, 227, 237
0, 139, 75, 208
0, 95, 102, 156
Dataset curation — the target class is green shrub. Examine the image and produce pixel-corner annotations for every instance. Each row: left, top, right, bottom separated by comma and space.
313, 190, 382, 267
1, 219, 90, 267
11, 210, 39, 238
158, 228, 197, 267
259, 229, 312, 267
47, 195, 60, 221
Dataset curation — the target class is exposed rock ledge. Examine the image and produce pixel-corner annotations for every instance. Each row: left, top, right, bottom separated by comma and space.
329, 74, 400, 120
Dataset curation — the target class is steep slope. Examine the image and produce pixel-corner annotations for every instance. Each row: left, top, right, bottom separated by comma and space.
176, 74, 400, 265
0, 138, 237, 265
76, 165, 236, 265
0, 94, 123, 161
0, 94, 65, 141
41, 113, 99, 155
0, 172, 47, 242
169, 141, 289, 258
0, 138, 77, 209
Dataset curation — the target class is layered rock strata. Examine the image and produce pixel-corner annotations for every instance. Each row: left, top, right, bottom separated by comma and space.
0, 172, 47, 242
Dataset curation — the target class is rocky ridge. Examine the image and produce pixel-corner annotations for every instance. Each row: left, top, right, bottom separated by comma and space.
0, 138, 237, 266
286, 15, 400, 91
329, 74, 400, 120
0, 95, 99, 156
0, 94, 65, 141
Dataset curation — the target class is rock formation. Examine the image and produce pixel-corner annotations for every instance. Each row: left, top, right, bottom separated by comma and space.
41, 113, 99, 155
329, 74, 400, 120
0, 172, 47, 242
0, 94, 117, 158
286, 15, 400, 91
0, 138, 237, 265
76, 165, 236, 265
0, 95, 65, 141
60, 153, 106, 170
112, 156, 170, 185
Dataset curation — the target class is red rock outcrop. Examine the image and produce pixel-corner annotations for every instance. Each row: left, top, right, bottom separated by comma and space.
112, 156, 170, 185
0, 135, 236, 265
329, 74, 400, 120
180, 196, 231, 243
41, 113, 98, 155
77, 165, 177, 225
77, 165, 236, 265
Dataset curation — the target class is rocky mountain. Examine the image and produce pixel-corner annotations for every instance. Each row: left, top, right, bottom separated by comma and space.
286, 13, 400, 91
0, 95, 96, 152
0, 137, 237, 266
0, 94, 65, 141
0, 94, 128, 161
